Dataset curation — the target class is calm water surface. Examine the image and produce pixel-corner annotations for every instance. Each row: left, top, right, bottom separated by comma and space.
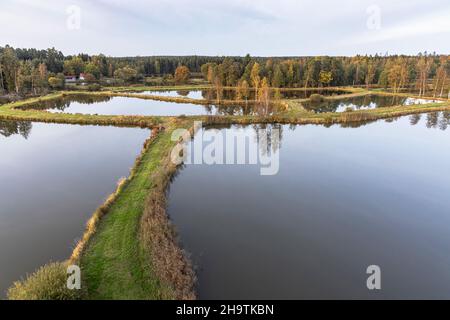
22, 95, 275, 116
0, 121, 149, 297
132, 89, 350, 100
302, 94, 441, 113
168, 112, 450, 299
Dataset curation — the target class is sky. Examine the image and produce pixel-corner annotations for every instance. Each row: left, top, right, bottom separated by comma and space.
1, 0, 449, 57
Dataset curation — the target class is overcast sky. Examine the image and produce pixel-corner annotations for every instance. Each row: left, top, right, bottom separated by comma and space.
1, 0, 449, 56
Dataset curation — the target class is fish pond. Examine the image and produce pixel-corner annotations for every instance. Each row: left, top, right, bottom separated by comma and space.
0, 121, 150, 297
20, 94, 278, 116
301, 94, 441, 113
168, 111, 450, 299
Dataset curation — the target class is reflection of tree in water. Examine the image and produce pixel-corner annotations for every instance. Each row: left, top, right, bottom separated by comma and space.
424, 111, 450, 130
22, 94, 111, 112
252, 123, 283, 156
439, 112, 450, 131
406, 112, 450, 130
281, 89, 351, 99
176, 90, 190, 97
0, 121, 32, 139
303, 94, 410, 113
409, 114, 421, 125
201, 89, 257, 101
426, 112, 439, 128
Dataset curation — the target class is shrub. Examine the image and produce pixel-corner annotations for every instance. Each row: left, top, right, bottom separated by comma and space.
48, 76, 64, 90
7, 262, 82, 300
310, 94, 325, 103
87, 84, 101, 91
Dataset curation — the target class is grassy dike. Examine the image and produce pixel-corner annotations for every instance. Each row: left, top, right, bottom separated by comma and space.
2, 89, 450, 300
75, 119, 196, 300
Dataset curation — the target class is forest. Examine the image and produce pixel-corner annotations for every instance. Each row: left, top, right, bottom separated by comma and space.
0, 45, 449, 98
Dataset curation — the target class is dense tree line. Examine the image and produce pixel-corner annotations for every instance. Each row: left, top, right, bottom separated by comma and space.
1, 45, 449, 98
201, 54, 450, 97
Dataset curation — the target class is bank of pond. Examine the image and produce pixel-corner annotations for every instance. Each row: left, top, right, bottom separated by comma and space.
1, 111, 450, 299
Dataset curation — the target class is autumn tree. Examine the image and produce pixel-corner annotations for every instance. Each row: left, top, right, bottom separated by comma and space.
272, 65, 284, 88
258, 77, 271, 113
416, 56, 432, 96
433, 57, 449, 97
63, 56, 85, 75
365, 61, 376, 89
114, 67, 137, 82
319, 70, 333, 87
85, 62, 101, 79
48, 76, 64, 89
250, 62, 261, 93
174, 65, 190, 84
236, 79, 250, 102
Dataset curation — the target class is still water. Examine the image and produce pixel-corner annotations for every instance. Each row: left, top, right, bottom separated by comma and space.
0, 121, 149, 297
21, 95, 275, 116
168, 112, 450, 299
133, 89, 350, 100
302, 94, 440, 113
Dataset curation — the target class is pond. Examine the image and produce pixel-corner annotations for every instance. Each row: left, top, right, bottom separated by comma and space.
302, 94, 441, 113
0, 121, 150, 297
168, 111, 450, 299
132, 89, 351, 101
20, 94, 278, 116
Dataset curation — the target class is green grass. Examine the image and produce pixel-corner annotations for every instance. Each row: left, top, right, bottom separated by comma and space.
78, 121, 193, 299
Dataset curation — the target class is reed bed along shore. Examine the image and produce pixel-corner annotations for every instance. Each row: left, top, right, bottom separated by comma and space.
3, 87, 450, 300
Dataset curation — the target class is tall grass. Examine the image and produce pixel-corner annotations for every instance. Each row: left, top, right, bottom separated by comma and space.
7, 262, 84, 300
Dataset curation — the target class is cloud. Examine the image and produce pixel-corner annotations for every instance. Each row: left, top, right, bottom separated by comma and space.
0, 0, 449, 56
352, 8, 450, 44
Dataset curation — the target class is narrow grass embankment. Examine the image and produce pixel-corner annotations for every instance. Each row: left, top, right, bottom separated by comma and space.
366, 89, 450, 101
76, 119, 196, 300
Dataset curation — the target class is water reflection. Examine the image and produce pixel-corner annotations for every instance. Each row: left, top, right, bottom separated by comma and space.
0, 121, 32, 139
0, 121, 150, 297
134, 89, 350, 101
302, 94, 441, 113
21, 94, 279, 117
168, 112, 450, 299
20, 94, 111, 112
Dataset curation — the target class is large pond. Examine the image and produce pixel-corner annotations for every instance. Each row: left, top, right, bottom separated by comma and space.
302, 94, 441, 113
21, 95, 276, 116
0, 121, 149, 297
168, 111, 450, 299
132, 89, 350, 100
